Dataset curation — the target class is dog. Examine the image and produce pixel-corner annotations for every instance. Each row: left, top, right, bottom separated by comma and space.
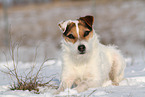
57, 15, 126, 93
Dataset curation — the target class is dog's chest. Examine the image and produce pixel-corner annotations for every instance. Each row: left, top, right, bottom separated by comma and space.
74, 65, 87, 77
73, 63, 96, 80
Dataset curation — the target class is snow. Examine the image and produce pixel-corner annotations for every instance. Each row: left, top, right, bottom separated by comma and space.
0, 57, 145, 97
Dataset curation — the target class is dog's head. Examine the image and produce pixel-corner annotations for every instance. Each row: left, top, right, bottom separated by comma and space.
58, 15, 95, 55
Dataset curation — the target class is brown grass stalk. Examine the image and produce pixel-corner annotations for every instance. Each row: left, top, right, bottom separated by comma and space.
0, 35, 58, 93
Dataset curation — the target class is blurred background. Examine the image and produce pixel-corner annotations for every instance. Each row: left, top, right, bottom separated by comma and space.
0, 0, 145, 62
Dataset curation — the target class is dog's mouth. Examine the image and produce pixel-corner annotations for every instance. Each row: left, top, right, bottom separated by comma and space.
79, 51, 86, 54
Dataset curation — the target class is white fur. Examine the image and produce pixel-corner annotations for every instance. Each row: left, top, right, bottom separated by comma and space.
57, 21, 126, 93
74, 21, 80, 38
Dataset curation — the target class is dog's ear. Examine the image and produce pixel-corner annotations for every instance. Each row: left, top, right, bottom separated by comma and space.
79, 15, 94, 28
58, 20, 71, 33
58, 21, 66, 33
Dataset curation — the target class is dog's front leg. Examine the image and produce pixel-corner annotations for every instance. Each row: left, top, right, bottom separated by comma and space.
74, 79, 102, 93
56, 77, 75, 94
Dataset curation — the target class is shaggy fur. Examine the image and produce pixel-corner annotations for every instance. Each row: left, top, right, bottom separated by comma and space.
57, 15, 126, 93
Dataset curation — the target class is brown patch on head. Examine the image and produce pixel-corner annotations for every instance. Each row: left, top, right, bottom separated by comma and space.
60, 15, 94, 43
63, 22, 78, 44
79, 15, 94, 28
78, 20, 93, 41
78, 15, 94, 41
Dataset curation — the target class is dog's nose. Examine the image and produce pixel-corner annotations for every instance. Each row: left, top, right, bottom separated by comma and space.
78, 44, 86, 54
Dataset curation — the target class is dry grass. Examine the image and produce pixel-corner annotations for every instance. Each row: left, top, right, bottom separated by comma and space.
0, 36, 58, 93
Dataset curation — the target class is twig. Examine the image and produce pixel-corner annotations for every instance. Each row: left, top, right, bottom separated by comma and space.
33, 58, 48, 84
87, 89, 98, 97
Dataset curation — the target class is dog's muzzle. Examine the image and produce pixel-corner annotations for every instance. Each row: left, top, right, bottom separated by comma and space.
78, 44, 86, 54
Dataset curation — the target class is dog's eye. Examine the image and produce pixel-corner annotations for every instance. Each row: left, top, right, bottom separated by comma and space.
67, 34, 75, 39
84, 31, 90, 37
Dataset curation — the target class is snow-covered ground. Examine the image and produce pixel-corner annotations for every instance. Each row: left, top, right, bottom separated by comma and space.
0, 57, 145, 97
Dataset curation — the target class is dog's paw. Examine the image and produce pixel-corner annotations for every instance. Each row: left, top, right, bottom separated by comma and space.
53, 89, 62, 95
112, 82, 119, 86
53, 87, 64, 95
74, 86, 88, 93
74, 87, 86, 93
